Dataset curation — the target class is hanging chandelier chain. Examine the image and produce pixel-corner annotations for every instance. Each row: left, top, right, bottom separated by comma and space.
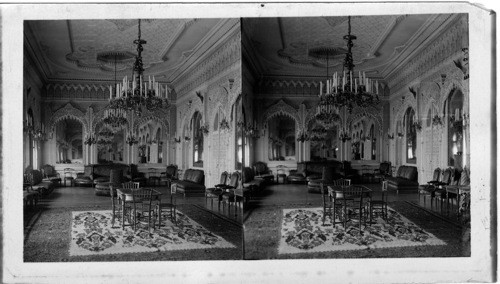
108, 18, 170, 117
314, 15, 379, 132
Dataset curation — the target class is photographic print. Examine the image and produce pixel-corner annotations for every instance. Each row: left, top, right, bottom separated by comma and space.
2, 2, 495, 283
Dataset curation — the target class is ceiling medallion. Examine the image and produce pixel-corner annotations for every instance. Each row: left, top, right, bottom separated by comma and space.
315, 16, 380, 131
108, 19, 170, 117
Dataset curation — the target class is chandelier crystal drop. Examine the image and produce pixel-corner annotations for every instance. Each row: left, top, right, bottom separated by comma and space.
108, 19, 170, 116
315, 16, 380, 130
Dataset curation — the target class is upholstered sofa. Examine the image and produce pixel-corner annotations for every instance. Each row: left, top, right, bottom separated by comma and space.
171, 169, 205, 197
74, 164, 144, 187
25, 169, 56, 196
386, 165, 419, 193
287, 160, 344, 184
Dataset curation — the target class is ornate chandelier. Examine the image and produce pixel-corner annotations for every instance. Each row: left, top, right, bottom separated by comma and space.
102, 108, 127, 128
108, 19, 170, 116
314, 16, 380, 129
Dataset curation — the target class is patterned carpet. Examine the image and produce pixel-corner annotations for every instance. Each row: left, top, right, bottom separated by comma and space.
279, 207, 445, 254
244, 201, 468, 259
24, 204, 243, 261
70, 210, 235, 256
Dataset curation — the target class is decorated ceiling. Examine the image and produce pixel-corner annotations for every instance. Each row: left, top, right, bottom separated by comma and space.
25, 18, 222, 83
243, 15, 451, 80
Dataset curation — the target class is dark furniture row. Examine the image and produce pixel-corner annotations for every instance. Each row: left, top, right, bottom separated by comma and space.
287, 160, 345, 185
418, 166, 470, 215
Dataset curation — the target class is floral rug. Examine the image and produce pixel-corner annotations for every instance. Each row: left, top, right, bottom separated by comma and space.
69, 210, 235, 256
278, 207, 446, 254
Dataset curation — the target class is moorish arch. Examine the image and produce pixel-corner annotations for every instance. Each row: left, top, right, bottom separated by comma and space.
133, 115, 170, 138
347, 106, 384, 134
262, 99, 302, 133
48, 102, 87, 135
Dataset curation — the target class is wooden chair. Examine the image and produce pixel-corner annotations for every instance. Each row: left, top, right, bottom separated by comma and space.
432, 168, 454, 212
205, 171, 229, 210
156, 184, 177, 227
131, 187, 155, 232
63, 168, 75, 187
276, 165, 287, 184
418, 168, 441, 208
322, 179, 351, 225
119, 182, 141, 230
221, 172, 241, 215
368, 180, 388, 224
341, 185, 368, 231
110, 185, 121, 228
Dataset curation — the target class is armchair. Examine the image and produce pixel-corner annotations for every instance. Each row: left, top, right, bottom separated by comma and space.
160, 164, 178, 188
41, 164, 61, 186
221, 172, 241, 215
418, 168, 442, 206
443, 167, 470, 216
205, 171, 229, 210
307, 166, 337, 193
253, 162, 274, 184
373, 161, 392, 182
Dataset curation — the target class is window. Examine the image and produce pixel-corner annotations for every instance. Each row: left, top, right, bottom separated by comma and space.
447, 89, 464, 167
192, 111, 203, 167
370, 124, 376, 160
405, 108, 417, 164
156, 128, 162, 164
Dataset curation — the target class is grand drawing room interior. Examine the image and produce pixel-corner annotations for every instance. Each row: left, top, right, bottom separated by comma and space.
22, 13, 473, 261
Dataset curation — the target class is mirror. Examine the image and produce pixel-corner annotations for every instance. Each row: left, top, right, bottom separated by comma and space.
137, 119, 166, 164
268, 115, 295, 161
55, 118, 83, 164
192, 111, 204, 167
308, 120, 337, 160
97, 125, 124, 164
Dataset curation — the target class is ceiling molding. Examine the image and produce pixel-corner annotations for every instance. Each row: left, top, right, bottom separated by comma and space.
159, 19, 196, 61
383, 14, 456, 79
368, 15, 408, 59
170, 18, 240, 85
24, 26, 51, 83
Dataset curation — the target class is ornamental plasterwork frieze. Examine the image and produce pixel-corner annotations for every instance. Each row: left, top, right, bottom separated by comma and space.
48, 102, 88, 134
175, 31, 241, 98
45, 83, 110, 100
387, 15, 467, 95
257, 79, 319, 97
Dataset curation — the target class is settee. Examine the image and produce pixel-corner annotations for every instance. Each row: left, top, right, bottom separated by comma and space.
287, 160, 344, 184
386, 165, 419, 193
74, 164, 145, 187
171, 169, 205, 197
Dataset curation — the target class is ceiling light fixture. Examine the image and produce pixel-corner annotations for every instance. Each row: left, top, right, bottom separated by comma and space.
314, 16, 380, 130
108, 19, 170, 116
